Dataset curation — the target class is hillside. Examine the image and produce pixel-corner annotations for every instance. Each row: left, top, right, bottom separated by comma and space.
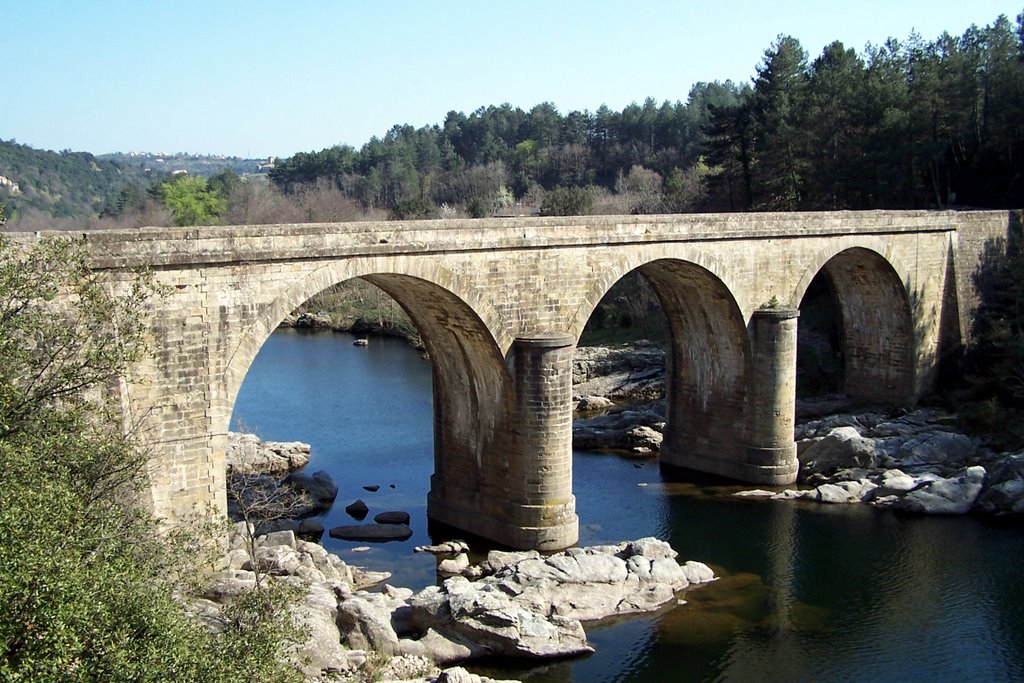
0, 139, 151, 227
0, 141, 270, 230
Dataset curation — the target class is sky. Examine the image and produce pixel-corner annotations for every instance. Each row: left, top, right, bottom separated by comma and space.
6, 1, 1022, 158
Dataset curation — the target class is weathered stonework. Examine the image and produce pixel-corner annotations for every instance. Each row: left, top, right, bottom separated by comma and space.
7, 209, 1015, 550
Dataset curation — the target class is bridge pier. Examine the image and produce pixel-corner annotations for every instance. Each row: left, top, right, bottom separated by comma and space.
662, 309, 800, 486
742, 309, 801, 484
427, 334, 578, 550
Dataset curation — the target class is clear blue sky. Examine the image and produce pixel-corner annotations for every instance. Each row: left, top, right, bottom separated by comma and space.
6, 1, 1022, 158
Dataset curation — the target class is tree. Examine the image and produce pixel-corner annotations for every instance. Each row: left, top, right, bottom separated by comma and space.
615, 165, 664, 214
539, 186, 595, 216
228, 474, 313, 588
804, 41, 868, 208
158, 175, 226, 226
752, 35, 810, 209
207, 168, 242, 201
0, 235, 305, 681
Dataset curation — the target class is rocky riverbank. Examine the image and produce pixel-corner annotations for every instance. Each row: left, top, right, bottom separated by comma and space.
735, 407, 1024, 517
571, 343, 1024, 518
572, 342, 668, 455
198, 526, 713, 681
222, 428, 716, 681
281, 311, 423, 348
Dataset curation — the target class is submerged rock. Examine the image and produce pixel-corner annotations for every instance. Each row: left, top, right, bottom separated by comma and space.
329, 523, 414, 542
345, 498, 370, 520
375, 510, 412, 525
283, 470, 339, 508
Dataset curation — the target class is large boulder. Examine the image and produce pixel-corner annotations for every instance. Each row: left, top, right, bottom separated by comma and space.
375, 510, 412, 525
891, 431, 976, 473
976, 453, 1024, 515
331, 538, 712, 667
572, 402, 665, 453
800, 426, 880, 479
227, 432, 311, 475
894, 466, 986, 514
576, 395, 615, 412
283, 470, 339, 508
487, 538, 713, 622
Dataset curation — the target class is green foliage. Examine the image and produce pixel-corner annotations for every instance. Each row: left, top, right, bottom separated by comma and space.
207, 168, 242, 201
579, 271, 668, 346
268, 9, 1024, 217
157, 175, 227, 226
0, 235, 304, 680
6, 11, 1023, 228
389, 195, 437, 220
540, 185, 595, 216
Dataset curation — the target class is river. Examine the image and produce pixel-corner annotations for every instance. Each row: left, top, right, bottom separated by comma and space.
232, 329, 1024, 683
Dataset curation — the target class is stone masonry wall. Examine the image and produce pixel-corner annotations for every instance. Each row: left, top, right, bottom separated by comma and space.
5, 209, 1011, 546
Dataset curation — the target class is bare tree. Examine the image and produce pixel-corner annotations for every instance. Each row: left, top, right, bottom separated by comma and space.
227, 474, 313, 588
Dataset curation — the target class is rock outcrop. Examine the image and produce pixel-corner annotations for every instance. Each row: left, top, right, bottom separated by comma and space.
737, 407, 1024, 517
572, 401, 666, 454
573, 343, 665, 403
336, 536, 714, 665
227, 431, 311, 475
199, 529, 714, 680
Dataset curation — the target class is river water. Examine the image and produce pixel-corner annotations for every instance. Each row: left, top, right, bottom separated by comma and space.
232, 329, 1024, 683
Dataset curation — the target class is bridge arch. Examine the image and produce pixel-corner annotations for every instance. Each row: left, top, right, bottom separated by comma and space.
219, 258, 520, 545
572, 253, 767, 480
794, 245, 915, 405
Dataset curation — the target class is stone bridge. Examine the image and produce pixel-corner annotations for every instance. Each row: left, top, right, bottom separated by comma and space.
21, 210, 1015, 550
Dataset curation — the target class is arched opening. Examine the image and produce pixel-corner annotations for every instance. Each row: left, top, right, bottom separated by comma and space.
572, 258, 753, 494
796, 270, 845, 397
798, 248, 915, 406
227, 273, 513, 582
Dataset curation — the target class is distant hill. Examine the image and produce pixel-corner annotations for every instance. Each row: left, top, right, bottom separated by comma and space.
98, 151, 273, 178
0, 139, 151, 226
0, 140, 270, 229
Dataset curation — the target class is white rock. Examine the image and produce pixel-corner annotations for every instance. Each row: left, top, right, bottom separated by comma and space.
681, 561, 716, 584
895, 466, 986, 514
438, 553, 472, 575
733, 489, 777, 498
801, 426, 879, 476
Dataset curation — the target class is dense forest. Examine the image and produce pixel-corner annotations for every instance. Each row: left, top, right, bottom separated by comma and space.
266, 13, 1024, 217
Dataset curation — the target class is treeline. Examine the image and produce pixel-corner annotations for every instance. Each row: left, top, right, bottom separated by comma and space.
269, 12, 1024, 217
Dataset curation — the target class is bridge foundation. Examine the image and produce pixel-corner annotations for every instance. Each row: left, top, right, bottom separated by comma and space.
427, 334, 578, 550
663, 309, 800, 485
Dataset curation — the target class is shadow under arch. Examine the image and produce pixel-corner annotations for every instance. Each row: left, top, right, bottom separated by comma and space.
221, 266, 517, 543
575, 257, 766, 480
797, 247, 915, 406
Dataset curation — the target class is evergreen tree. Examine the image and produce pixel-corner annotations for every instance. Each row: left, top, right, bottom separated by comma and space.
751, 35, 810, 210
